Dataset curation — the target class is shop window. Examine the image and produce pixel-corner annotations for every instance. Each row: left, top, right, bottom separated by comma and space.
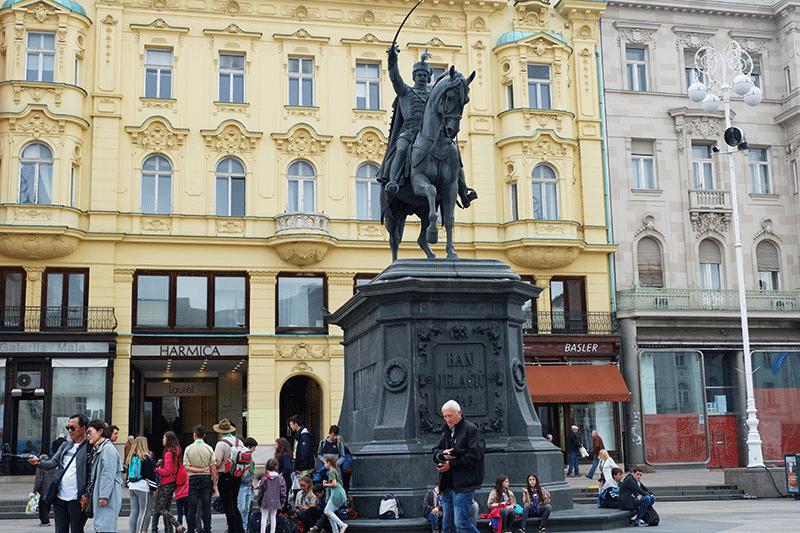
0, 269, 25, 329
26, 32, 55, 82
569, 401, 616, 452
756, 241, 780, 290
752, 351, 800, 461
19, 142, 53, 205
134, 271, 248, 331
640, 351, 707, 463
276, 273, 326, 334
50, 359, 107, 446
216, 157, 245, 217
637, 237, 663, 288
704, 351, 740, 414
355, 163, 380, 221
550, 278, 585, 332
42, 270, 88, 330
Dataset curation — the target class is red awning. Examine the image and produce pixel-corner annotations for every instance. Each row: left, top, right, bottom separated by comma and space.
526, 364, 631, 403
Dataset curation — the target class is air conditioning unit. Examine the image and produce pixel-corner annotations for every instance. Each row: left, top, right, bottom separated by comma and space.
772, 299, 795, 309
16, 371, 41, 389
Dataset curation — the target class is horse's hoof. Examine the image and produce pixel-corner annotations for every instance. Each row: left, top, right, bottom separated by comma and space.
427, 227, 438, 244
447, 253, 459, 260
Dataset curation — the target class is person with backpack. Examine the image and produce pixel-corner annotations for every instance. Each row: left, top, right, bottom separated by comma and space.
154, 431, 185, 533
288, 416, 315, 480
321, 455, 348, 533
256, 458, 287, 533
214, 419, 245, 533
125, 436, 158, 533
238, 438, 258, 528
316, 426, 345, 470
598, 468, 623, 509
619, 466, 656, 527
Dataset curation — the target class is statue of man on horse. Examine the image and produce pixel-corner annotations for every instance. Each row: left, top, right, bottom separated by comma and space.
377, 19, 477, 261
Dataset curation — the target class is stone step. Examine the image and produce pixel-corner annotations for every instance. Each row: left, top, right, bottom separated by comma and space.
572, 484, 745, 504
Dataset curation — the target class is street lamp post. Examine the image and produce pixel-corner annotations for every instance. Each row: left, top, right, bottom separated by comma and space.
687, 41, 765, 468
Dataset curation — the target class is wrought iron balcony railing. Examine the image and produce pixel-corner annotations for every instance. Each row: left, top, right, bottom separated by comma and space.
617, 287, 800, 312
0, 307, 117, 333
524, 311, 619, 335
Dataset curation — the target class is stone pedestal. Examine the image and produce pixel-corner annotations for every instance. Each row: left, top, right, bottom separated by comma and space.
329, 259, 572, 518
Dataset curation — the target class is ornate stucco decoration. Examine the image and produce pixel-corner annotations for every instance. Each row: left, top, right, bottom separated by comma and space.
728, 30, 772, 55
201, 120, 262, 154
130, 18, 190, 38
669, 107, 724, 152
272, 124, 332, 155
7, 104, 89, 137
126, 117, 189, 152
141, 217, 171, 232
10, 81, 64, 107
216, 219, 244, 234
672, 25, 717, 51
277, 343, 329, 360
753, 218, 781, 241
613, 21, 660, 46
347, 11, 387, 25
0, 233, 81, 260
268, 212, 337, 266
634, 214, 664, 238
691, 211, 730, 237
407, 38, 461, 68
504, 242, 582, 269
15, 207, 51, 221
340, 127, 387, 159
513, 0, 548, 29
273, 28, 329, 56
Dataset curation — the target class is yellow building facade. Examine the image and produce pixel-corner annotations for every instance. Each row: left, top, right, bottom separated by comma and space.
0, 0, 613, 459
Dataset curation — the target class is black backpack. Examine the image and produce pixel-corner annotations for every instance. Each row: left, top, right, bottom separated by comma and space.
642, 506, 659, 526
275, 514, 300, 533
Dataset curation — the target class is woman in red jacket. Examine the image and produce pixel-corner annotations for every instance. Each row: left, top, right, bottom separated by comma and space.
153, 431, 184, 533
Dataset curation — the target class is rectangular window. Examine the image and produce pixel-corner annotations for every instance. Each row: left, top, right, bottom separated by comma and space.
288, 57, 314, 106
640, 351, 708, 464
631, 139, 656, 189
429, 66, 446, 87
216, 175, 245, 216
692, 143, 715, 189
0, 270, 24, 329
219, 53, 245, 103
509, 182, 518, 221
749, 148, 771, 194
505, 83, 514, 110
356, 62, 380, 110
134, 272, 248, 330
750, 54, 761, 89
793, 160, 799, 195
626, 46, 647, 92
356, 180, 381, 221
527, 64, 551, 109
277, 274, 326, 333
700, 262, 721, 290
43, 270, 87, 330
70, 166, 76, 207
549, 278, 586, 332
74, 56, 81, 86
752, 351, 800, 460
144, 49, 173, 99
532, 181, 558, 220
287, 178, 315, 213
786, 67, 792, 94
26, 32, 56, 82
684, 49, 704, 90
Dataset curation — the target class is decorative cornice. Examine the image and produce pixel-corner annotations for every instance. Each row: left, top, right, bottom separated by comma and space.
131, 19, 189, 35
201, 120, 262, 153
203, 24, 262, 40
340, 127, 387, 159
691, 211, 730, 237
125, 117, 189, 151
272, 124, 332, 155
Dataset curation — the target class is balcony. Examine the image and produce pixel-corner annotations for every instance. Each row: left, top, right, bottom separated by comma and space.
267, 212, 338, 266
617, 287, 800, 313
0, 307, 117, 333
688, 189, 731, 211
523, 311, 619, 335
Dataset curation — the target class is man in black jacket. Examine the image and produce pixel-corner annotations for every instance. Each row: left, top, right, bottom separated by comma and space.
566, 425, 581, 477
289, 415, 315, 477
29, 413, 90, 533
432, 400, 484, 533
619, 467, 655, 527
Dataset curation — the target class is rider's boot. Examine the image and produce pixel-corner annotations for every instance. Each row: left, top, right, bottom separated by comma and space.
458, 181, 478, 209
385, 180, 399, 200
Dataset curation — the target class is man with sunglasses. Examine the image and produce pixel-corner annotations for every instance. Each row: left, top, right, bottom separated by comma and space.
29, 414, 90, 533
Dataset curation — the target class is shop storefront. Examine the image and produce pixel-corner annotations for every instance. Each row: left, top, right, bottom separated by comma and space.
524, 337, 628, 462
0, 340, 114, 474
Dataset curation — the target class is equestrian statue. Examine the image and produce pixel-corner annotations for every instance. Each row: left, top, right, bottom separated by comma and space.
378, 42, 477, 261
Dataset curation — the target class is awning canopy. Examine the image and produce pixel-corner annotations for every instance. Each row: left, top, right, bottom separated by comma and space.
526, 364, 631, 403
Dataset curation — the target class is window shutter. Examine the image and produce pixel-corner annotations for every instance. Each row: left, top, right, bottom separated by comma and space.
756, 241, 779, 271
637, 237, 663, 287
699, 240, 721, 264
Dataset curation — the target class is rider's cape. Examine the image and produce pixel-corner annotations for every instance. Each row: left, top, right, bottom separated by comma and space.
377, 95, 404, 187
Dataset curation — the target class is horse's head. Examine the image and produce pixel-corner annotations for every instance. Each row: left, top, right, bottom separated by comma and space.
431, 66, 476, 139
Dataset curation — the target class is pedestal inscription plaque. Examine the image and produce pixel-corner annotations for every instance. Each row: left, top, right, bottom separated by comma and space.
329, 259, 573, 518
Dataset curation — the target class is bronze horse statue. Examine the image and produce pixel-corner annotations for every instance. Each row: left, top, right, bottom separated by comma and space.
381, 66, 475, 261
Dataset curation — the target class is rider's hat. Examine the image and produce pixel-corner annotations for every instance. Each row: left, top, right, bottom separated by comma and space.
413, 49, 433, 76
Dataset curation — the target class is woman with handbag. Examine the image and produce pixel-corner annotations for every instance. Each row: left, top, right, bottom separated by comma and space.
153, 431, 185, 533
126, 436, 158, 533
86, 419, 123, 533
28, 414, 90, 533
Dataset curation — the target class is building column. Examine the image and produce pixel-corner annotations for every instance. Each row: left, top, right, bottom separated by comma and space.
620, 317, 645, 466
247, 271, 278, 447
23, 267, 45, 331
325, 272, 354, 425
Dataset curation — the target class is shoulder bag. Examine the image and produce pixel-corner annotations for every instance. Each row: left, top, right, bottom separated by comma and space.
43, 441, 84, 505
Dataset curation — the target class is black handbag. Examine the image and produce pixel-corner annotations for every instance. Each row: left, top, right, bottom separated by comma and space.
43, 441, 84, 505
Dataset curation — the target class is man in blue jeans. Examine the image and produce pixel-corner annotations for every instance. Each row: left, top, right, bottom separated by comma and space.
432, 400, 485, 533
566, 425, 581, 477
184, 425, 217, 533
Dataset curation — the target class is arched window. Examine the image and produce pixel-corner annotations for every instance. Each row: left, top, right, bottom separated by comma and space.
287, 160, 316, 212
216, 157, 245, 216
637, 237, 663, 288
19, 142, 53, 204
355, 163, 380, 221
698, 239, 722, 289
141, 155, 172, 214
531, 164, 558, 220
756, 241, 779, 290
